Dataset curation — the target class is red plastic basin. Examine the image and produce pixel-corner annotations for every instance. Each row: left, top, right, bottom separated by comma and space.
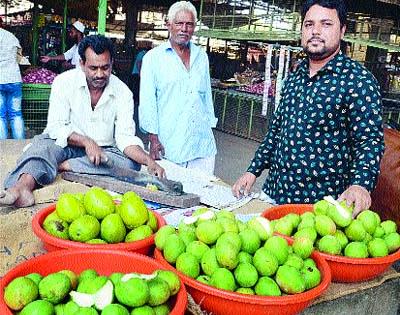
262, 204, 400, 282
32, 204, 166, 254
154, 240, 331, 315
0, 249, 187, 315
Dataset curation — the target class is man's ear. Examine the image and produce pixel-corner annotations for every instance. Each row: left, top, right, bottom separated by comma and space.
79, 59, 85, 70
340, 25, 346, 40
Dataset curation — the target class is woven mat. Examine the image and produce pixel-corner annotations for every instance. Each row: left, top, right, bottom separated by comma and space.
0, 179, 90, 276
0, 208, 45, 276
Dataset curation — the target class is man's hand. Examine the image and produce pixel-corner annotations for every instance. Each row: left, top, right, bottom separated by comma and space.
147, 159, 166, 178
149, 134, 165, 160
338, 185, 371, 218
40, 56, 51, 63
232, 172, 257, 198
62, 61, 74, 70
84, 138, 104, 166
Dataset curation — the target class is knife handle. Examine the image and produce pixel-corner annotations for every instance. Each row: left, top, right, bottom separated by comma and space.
100, 154, 114, 168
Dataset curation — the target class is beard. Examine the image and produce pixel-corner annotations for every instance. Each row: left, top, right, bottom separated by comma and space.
303, 38, 340, 61
304, 47, 328, 60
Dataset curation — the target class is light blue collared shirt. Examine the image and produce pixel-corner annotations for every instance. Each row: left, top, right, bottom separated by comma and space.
139, 40, 217, 164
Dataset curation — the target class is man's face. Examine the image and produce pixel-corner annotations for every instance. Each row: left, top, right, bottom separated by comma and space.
69, 27, 80, 42
80, 47, 112, 90
301, 5, 346, 61
167, 10, 195, 46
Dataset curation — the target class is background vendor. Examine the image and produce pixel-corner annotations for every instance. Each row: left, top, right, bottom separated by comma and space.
40, 20, 85, 70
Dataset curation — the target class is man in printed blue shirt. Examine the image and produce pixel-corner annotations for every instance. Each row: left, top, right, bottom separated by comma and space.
139, 1, 217, 175
233, 0, 385, 216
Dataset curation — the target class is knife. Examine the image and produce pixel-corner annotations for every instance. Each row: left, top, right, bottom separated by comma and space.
100, 157, 184, 195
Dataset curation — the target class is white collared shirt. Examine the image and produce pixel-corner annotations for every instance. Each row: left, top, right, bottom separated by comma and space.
139, 41, 217, 163
0, 28, 22, 84
63, 44, 81, 66
44, 68, 143, 152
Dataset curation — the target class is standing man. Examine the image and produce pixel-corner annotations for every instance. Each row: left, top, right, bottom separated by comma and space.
131, 41, 152, 132
40, 20, 85, 69
131, 40, 152, 103
0, 35, 164, 208
0, 17, 25, 139
233, 0, 384, 216
139, 1, 217, 175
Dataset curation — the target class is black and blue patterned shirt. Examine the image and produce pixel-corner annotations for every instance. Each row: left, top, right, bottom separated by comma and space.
248, 52, 385, 204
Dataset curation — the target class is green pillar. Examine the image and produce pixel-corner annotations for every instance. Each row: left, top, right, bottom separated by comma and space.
32, 0, 39, 65
62, 0, 68, 52
98, 0, 107, 35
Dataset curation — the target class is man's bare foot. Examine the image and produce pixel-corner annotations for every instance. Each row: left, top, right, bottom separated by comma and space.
0, 189, 18, 205
58, 160, 71, 172
0, 187, 35, 208
0, 174, 36, 208
14, 186, 35, 207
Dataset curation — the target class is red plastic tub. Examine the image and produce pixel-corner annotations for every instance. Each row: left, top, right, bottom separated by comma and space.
0, 249, 187, 315
262, 204, 400, 282
154, 241, 331, 315
32, 204, 166, 254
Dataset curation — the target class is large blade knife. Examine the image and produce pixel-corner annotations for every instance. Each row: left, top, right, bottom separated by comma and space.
100, 158, 184, 195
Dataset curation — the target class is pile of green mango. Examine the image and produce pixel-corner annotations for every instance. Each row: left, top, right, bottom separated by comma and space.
43, 187, 158, 244
4, 268, 180, 315
155, 209, 323, 296
271, 196, 400, 258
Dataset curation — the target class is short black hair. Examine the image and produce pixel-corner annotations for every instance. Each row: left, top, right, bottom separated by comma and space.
301, 0, 347, 28
78, 35, 114, 63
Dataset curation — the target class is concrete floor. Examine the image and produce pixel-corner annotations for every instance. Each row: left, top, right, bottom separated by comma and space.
214, 130, 267, 191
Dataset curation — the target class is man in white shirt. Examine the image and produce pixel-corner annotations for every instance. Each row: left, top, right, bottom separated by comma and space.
40, 21, 85, 69
1, 35, 165, 208
0, 18, 25, 139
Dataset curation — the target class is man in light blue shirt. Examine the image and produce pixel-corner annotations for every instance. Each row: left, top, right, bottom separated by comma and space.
139, 1, 217, 175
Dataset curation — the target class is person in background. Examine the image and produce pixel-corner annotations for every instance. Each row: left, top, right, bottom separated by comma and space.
0, 17, 25, 139
0, 35, 164, 208
131, 41, 152, 130
132, 41, 152, 100
40, 20, 85, 70
139, 1, 217, 175
233, 0, 385, 217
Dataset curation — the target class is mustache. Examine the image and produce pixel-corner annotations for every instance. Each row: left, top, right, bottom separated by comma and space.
308, 37, 324, 43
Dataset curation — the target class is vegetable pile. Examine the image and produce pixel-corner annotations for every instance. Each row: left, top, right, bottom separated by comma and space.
22, 67, 57, 84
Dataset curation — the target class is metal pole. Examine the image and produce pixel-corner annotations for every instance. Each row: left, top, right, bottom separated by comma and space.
199, 0, 204, 31
62, 0, 68, 53
248, 0, 255, 31
212, 0, 217, 29
248, 100, 254, 138
231, 0, 236, 29
4, 1, 7, 24
32, 0, 39, 65
98, 0, 107, 35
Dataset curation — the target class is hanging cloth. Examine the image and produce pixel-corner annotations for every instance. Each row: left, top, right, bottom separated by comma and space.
274, 46, 286, 111
262, 44, 273, 116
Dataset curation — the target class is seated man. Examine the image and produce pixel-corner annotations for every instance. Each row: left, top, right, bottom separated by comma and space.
1, 35, 164, 208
